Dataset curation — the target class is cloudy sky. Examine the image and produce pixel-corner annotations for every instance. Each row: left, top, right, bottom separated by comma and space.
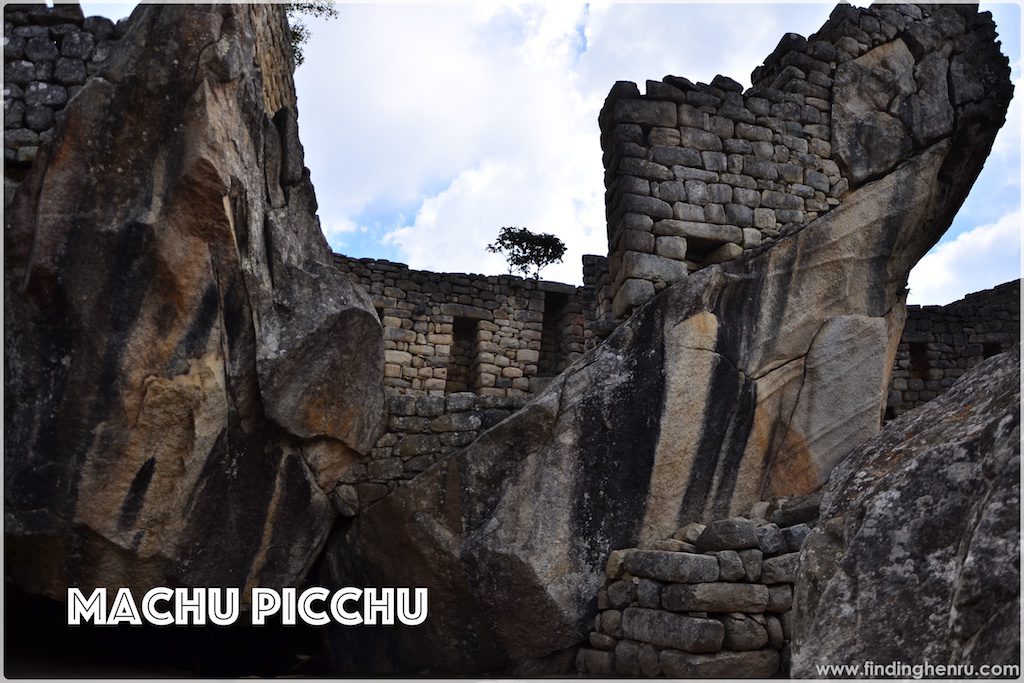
85, 1, 1021, 305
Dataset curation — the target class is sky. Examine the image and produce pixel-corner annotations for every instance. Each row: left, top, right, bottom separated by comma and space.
82, 1, 1022, 305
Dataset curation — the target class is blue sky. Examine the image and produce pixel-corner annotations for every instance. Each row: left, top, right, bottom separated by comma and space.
82, 1, 1021, 304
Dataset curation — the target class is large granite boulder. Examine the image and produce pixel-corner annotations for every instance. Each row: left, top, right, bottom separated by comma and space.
326, 4, 1012, 674
4, 4, 385, 598
791, 347, 1020, 675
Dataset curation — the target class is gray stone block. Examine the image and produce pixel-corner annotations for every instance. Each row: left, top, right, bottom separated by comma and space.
614, 639, 641, 675
607, 579, 636, 610
696, 517, 759, 550
24, 81, 67, 107
714, 550, 746, 581
655, 235, 687, 260
653, 219, 743, 247
612, 278, 655, 318
639, 643, 661, 677
636, 578, 661, 608
652, 144, 701, 167
756, 523, 787, 556
620, 193, 673, 219
621, 607, 724, 653
621, 251, 688, 288
624, 549, 719, 583
25, 36, 59, 61
679, 125, 723, 152
738, 548, 763, 581
662, 582, 770, 613
719, 612, 769, 650
613, 99, 676, 127
767, 584, 793, 612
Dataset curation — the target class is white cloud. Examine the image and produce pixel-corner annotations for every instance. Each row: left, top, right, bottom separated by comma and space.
295, 2, 837, 283
907, 210, 1022, 306
294, 2, 1020, 294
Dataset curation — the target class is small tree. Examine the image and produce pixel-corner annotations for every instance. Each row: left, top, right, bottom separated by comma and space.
285, 2, 339, 67
487, 226, 567, 280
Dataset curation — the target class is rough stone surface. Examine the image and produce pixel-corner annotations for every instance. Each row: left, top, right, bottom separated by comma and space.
791, 349, 1020, 674
4, 4, 385, 598
660, 648, 780, 678
324, 3, 1012, 673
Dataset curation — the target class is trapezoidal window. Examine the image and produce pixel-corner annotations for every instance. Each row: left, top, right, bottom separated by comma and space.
982, 342, 1002, 358
539, 292, 570, 377
446, 317, 478, 393
908, 342, 929, 379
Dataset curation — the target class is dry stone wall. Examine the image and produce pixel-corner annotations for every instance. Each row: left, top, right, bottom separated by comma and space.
335, 254, 588, 397
248, 2, 298, 113
597, 1, 944, 320
332, 255, 592, 510
887, 279, 1019, 417
4, 3, 123, 197
4, 2, 298, 207
576, 513, 814, 678
332, 391, 529, 513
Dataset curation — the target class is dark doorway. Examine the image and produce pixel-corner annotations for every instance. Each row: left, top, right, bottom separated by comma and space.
982, 341, 1002, 359
908, 342, 929, 378
446, 317, 478, 393
539, 292, 570, 377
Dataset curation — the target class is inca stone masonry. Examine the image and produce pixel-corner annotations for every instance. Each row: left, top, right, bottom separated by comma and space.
6, 3, 1017, 513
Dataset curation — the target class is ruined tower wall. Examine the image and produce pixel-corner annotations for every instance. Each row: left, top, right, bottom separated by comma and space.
597, 2, 937, 320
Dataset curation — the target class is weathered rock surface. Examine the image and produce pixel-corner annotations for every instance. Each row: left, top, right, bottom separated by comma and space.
4, 4, 385, 597
791, 348, 1020, 675
325, 4, 1011, 674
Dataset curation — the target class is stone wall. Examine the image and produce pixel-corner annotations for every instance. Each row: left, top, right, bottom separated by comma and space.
887, 279, 1020, 418
4, 2, 123, 196
333, 391, 529, 513
335, 254, 589, 397
248, 2, 297, 113
576, 512, 814, 678
4, 2, 297, 206
597, 2, 938, 319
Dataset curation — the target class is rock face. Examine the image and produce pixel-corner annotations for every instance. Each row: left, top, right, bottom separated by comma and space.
4, 4, 385, 598
326, 4, 1012, 674
791, 348, 1020, 674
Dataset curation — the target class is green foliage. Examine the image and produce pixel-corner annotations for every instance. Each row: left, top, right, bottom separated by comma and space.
285, 2, 338, 66
487, 227, 567, 280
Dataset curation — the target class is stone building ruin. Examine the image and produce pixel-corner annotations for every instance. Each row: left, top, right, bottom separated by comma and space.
2, 1, 1017, 679
9, 1, 1014, 523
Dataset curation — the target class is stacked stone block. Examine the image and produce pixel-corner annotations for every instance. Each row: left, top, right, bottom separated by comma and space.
332, 391, 528, 512
887, 280, 1020, 418
581, 254, 616, 346
598, 73, 841, 318
577, 511, 816, 678
597, 2, 937, 320
334, 254, 588, 397
4, 2, 122, 198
